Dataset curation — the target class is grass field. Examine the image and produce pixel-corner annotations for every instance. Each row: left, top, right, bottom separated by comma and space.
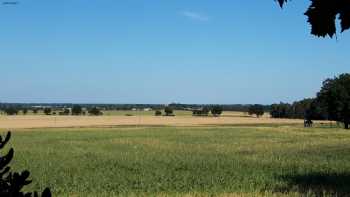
6, 125, 350, 197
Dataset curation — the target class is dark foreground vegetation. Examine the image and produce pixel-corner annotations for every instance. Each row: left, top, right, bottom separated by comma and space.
9, 126, 350, 196
0, 132, 51, 197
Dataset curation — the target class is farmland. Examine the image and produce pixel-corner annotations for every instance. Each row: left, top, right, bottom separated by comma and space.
7, 124, 350, 197
0, 113, 311, 129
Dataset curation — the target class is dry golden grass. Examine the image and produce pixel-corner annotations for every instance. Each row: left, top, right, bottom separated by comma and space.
0, 113, 324, 129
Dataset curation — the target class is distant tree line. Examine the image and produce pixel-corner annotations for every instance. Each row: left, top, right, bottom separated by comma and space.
248, 104, 265, 118
192, 105, 223, 117
0, 103, 269, 115
270, 99, 327, 120
270, 73, 350, 129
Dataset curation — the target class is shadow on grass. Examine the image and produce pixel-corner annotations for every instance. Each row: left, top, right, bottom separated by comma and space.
275, 172, 350, 196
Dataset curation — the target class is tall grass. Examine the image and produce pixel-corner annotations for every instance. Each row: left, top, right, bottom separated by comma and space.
6, 126, 350, 196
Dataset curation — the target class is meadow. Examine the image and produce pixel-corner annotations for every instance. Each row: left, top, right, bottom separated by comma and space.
6, 125, 350, 197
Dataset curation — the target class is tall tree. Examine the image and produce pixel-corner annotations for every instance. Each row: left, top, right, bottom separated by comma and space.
71, 105, 83, 115
317, 73, 350, 129
277, 0, 350, 37
44, 108, 52, 115
211, 106, 223, 117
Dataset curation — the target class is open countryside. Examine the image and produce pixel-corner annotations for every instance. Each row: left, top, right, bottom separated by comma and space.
0, 111, 315, 129
1, 1, 350, 197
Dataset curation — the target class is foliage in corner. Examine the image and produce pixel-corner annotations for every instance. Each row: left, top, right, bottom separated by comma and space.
276, 0, 350, 37
0, 131, 52, 197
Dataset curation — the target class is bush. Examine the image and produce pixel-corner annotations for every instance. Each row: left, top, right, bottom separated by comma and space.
0, 131, 52, 197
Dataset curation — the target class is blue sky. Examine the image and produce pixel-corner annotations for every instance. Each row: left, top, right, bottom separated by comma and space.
0, 0, 349, 104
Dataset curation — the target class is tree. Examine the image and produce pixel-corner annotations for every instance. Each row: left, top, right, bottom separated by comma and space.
192, 107, 210, 116
32, 108, 39, 114
277, 0, 350, 38
43, 108, 52, 115
71, 105, 82, 115
4, 107, 18, 116
155, 110, 162, 116
211, 105, 223, 117
317, 73, 350, 129
164, 107, 174, 116
88, 107, 102, 116
248, 104, 265, 118
63, 108, 70, 115
22, 108, 28, 115
0, 131, 52, 197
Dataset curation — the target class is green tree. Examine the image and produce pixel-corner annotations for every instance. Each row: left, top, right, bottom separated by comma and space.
317, 73, 350, 129
88, 107, 102, 116
277, 0, 350, 37
43, 108, 52, 115
22, 108, 28, 115
211, 105, 223, 117
248, 104, 265, 118
4, 107, 19, 116
32, 108, 39, 114
155, 110, 162, 116
164, 107, 174, 116
72, 105, 83, 115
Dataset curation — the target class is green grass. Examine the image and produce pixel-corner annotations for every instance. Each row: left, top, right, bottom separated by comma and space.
5, 126, 350, 196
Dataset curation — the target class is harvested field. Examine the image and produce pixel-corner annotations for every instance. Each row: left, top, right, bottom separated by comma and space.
0, 115, 317, 129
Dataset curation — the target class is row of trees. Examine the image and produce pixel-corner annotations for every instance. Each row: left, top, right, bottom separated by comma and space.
153, 106, 224, 117
271, 73, 350, 129
1, 105, 103, 116
248, 104, 265, 118
192, 106, 223, 117
270, 99, 327, 120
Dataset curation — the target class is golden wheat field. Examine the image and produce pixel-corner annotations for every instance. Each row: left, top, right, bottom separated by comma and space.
0, 111, 328, 129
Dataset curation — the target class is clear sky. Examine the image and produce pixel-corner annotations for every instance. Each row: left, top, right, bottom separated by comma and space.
0, 0, 349, 104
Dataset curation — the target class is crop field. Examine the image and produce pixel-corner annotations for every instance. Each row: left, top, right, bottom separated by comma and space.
0, 111, 320, 129
6, 125, 350, 197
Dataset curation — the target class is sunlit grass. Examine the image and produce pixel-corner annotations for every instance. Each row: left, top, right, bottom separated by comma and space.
6, 126, 350, 196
